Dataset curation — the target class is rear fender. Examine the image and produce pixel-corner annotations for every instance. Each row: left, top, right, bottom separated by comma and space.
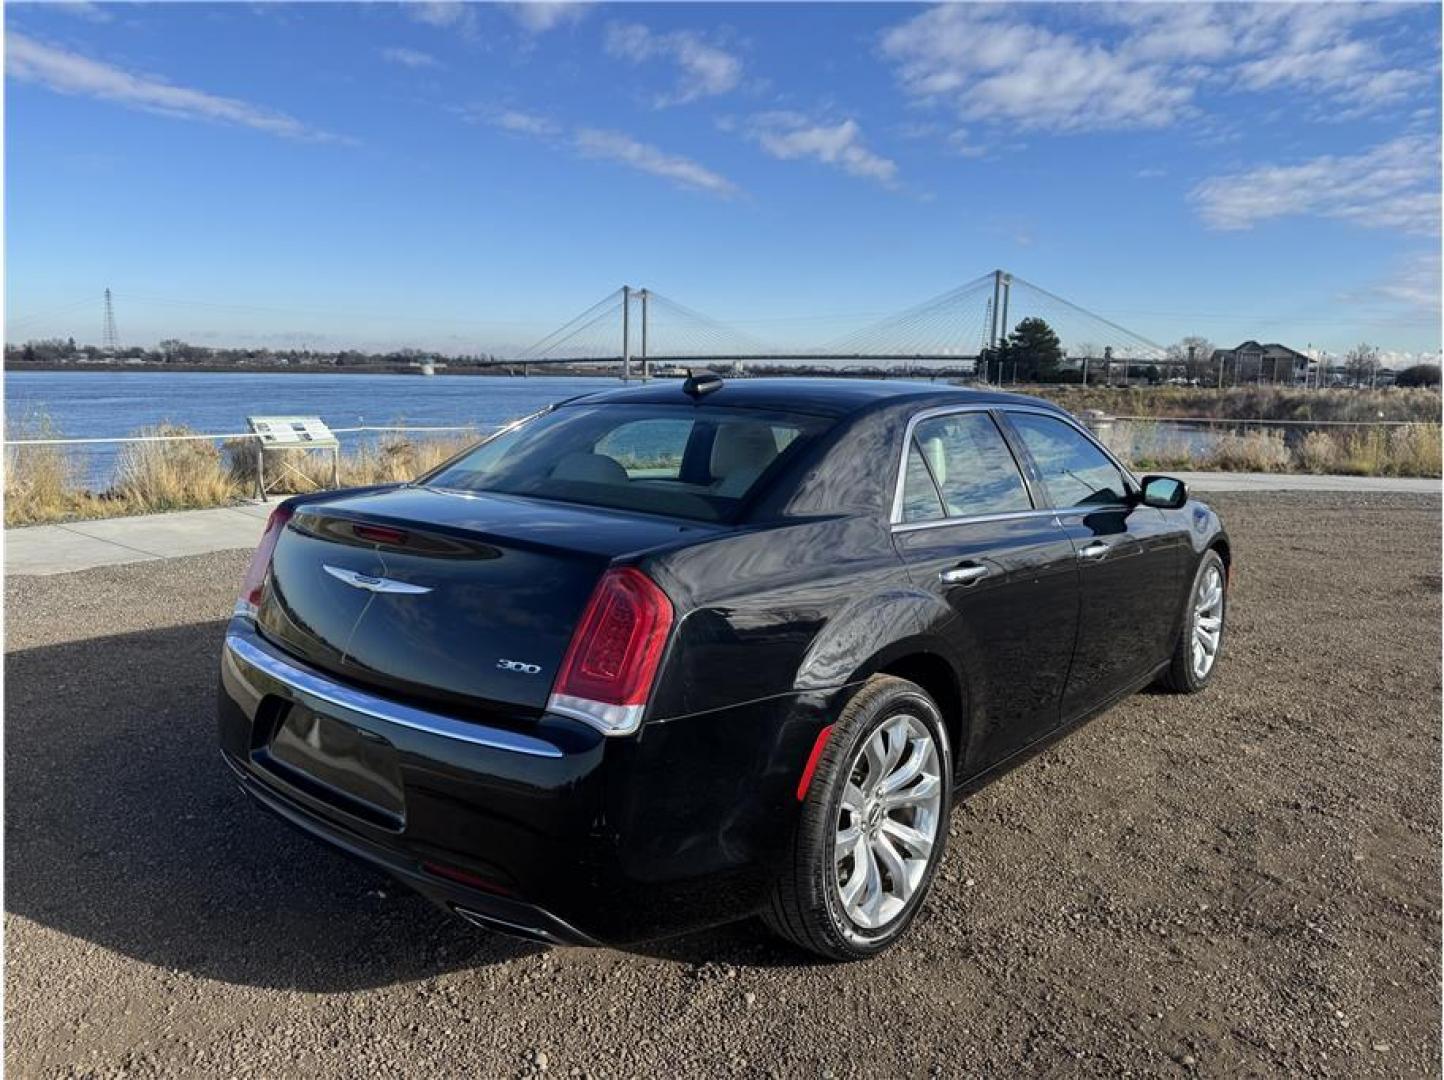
791, 586, 945, 691
793, 590, 985, 774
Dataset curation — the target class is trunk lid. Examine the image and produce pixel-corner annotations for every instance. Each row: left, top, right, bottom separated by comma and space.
256, 486, 713, 714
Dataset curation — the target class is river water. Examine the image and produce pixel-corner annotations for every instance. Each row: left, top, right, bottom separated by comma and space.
5, 371, 623, 487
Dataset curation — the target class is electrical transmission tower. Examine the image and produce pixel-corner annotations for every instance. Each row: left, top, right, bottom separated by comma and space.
101, 288, 119, 353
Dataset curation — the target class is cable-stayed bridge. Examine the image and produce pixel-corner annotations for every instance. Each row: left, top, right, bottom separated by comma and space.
509, 270, 1167, 379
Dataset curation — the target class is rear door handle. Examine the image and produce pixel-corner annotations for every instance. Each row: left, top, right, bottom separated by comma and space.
1078, 541, 1110, 560
939, 563, 990, 586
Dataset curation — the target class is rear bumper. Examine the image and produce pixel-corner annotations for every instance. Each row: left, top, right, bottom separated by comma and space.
222, 751, 600, 945
218, 619, 833, 945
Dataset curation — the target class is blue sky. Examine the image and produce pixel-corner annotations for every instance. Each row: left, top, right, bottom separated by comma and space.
5, 1, 1441, 360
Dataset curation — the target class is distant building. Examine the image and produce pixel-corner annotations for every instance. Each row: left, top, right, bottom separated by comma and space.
1209, 340, 1311, 384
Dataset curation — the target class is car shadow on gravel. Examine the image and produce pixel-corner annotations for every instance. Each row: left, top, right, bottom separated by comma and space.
4, 622, 540, 992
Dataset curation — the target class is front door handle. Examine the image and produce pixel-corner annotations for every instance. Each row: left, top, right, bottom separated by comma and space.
939, 563, 990, 586
1078, 540, 1110, 560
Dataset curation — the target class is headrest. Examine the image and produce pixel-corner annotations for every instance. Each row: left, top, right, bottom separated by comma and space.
921, 435, 947, 485
710, 423, 778, 481
551, 451, 629, 485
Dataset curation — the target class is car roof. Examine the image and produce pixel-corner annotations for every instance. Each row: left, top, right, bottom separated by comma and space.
560, 377, 1064, 419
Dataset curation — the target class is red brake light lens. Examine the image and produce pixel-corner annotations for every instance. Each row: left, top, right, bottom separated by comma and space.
352, 523, 408, 546
548, 567, 674, 735
236, 504, 294, 617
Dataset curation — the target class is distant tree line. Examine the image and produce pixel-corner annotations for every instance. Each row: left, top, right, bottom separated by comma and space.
4, 338, 502, 368
9, 329, 1438, 388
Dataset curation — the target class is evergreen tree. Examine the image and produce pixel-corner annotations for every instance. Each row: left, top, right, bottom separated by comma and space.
999, 317, 1063, 381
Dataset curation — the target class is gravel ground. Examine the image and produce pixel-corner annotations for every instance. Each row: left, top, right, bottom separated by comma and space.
5, 492, 1440, 1078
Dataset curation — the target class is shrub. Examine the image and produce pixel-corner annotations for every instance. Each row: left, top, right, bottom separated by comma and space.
1388, 424, 1442, 477
1395, 364, 1442, 389
1295, 431, 1341, 474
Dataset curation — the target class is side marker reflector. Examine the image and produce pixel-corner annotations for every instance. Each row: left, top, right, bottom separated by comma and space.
796, 724, 836, 802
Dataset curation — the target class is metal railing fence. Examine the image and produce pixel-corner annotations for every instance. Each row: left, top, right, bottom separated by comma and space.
1, 424, 483, 447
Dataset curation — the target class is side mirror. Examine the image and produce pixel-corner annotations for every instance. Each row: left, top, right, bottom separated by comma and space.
1139, 475, 1188, 510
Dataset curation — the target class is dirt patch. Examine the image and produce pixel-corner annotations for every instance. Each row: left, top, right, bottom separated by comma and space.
5, 492, 1439, 1077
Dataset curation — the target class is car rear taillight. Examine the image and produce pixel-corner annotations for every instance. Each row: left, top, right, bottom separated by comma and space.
547, 567, 674, 736
235, 504, 294, 619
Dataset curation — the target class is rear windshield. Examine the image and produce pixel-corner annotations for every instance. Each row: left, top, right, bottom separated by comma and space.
423, 403, 831, 522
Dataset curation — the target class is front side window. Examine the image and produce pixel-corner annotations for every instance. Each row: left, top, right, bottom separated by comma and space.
424, 404, 827, 522
909, 412, 1032, 518
1007, 412, 1129, 508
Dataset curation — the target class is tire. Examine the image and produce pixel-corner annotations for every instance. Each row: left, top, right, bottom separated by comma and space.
764, 675, 953, 961
1160, 549, 1227, 694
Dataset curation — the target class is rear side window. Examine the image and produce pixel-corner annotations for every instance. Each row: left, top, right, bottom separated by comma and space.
424, 404, 828, 522
908, 412, 1032, 518
900, 441, 946, 523
1007, 412, 1128, 507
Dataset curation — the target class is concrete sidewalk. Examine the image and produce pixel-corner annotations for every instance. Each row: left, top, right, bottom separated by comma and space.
5, 502, 280, 576
4, 474, 1439, 576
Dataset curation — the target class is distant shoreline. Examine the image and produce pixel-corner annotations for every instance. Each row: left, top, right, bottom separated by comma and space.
4, 361, 600, 377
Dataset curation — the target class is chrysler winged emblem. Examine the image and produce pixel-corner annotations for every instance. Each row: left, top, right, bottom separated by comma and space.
322, 565, 433, 595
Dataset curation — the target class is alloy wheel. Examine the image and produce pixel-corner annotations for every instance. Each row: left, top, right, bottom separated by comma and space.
833, 714, 943, 931
1192, 564, 1225, 679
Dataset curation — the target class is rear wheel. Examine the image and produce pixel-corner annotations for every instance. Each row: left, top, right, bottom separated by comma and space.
764, 675, 952, 961
1161, 550, 1227, 693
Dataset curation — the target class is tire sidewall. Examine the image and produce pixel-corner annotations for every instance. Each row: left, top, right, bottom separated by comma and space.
815, 685, 953, 955
1182, 551, 1227, 691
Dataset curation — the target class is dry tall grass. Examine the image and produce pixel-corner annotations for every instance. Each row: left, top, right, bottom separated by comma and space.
114, 425, 239, 513
1026, 385, 1443, 424
1105, 420, 1197, 472
1331, 424, 1443, 478
4, 416, 121, 525
1202, 429, 1293, 472
1115, 422, 1441, 477
223, 431, 479, 495
6, 421, 482, 526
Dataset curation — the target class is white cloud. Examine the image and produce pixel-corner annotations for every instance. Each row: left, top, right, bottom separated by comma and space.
506, 3, 587, 34
473, 106, 738, 197
408, 2, 478, 37
1190, 134, 1441, 236
880, 5, 1192, 132
381, 47, 441, 69
1384, 254, 1442, 313
747, 112, 898, 185
879, 3, 1429, 135
604, 22, 741, 107
1228, 5, 1428, 113
5, 32, 345, 143
49, 1, 112, 23
490, 108, 561, 137
573, 128, 739, 197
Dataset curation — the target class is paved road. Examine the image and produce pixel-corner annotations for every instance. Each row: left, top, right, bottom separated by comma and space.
5, 474, 1438, 576
5, 492, 1440, 1077
1173, 472, 1440, 494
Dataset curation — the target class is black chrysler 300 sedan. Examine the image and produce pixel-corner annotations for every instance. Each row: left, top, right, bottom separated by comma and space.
219, 377, 1230, 960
